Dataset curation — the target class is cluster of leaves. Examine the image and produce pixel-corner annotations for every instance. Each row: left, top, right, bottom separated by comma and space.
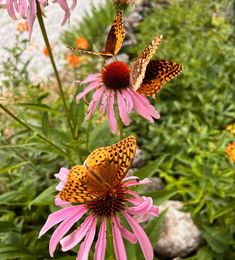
125, 0, 235, 258
0, 0, 234, 259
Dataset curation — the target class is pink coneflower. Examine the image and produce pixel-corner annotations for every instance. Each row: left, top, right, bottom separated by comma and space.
77, 61, 160, 133
39, 136, 159, 259
1, 0, 77, 39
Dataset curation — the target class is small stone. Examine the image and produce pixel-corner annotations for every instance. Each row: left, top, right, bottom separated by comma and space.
155, 201, 202, 258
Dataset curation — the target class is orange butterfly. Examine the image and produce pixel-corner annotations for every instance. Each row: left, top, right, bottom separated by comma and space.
130, 35, 183, 97
68, 10, 125, 58
59, 136, 136, 203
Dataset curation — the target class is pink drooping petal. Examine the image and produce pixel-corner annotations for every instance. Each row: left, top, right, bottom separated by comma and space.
111, 216, 127, 260
60, 215, 94, 251
27, 0, 36, 40
107, 90, 118, 134
122, 211, 154, 260
39, 205, 86, 238
18, 0, 27, 18
76, 80, 101, 103
133, 91, 160, 119
49, 206, 88, 256
99, 90, 110, 113
127, 197, 153, 216
54, 167, 69, 191
123, 178, 152, 187
134, 206, 159, 223
81, 73, 101, 84
122, 89, 133, 112
6, 0, 17, 19
54, 195, 71, 207
55, 0, 70, 25
127, 89, 160, 122
94, 218, 107, 260
85, 86, 105, 120
76, 217, 97, 260
117, 91, 131, 126
116, 217, 137, 244
70, 0, 77, 10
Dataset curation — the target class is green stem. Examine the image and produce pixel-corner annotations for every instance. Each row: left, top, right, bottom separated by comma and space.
106, 217, 115, 260
0, 103, 72, 162
36, 1, 74, 138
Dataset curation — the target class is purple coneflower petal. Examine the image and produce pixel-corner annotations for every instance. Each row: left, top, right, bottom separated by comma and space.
122, 89, 133, 112
116, 217, 137, 244
6, 0, 17, 19
18, 0, 27, 18
27, 0, 36, 40
76, 80, 101, 103
39, 205, 86, 238
85, 86, 105, 121
117, 91, 131, 126
127, 89, 155, 122
76, 216, 97, 260
99, 90, 110, 113
55, 0, 70, 25
133, 91, 160, 119
107, 90, 118, 133
81, 73, 100, 84
123, 178, 152, 187
54, 167, 69, 191
54, 195, 71, 207
94, 218, 107, 260
49, 206, 88, 256
122, 211, 154, 260
127, 197, 153, 215
70, 0, 77, 10
60, 215, 94, 251
111, 216, 127, 260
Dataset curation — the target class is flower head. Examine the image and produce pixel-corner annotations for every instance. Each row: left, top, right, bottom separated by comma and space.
1, 0, 77, 39
75, 37, 89, 50
39, 136, 159, 260
226, 141, 235, 163
66, 53, 80, 68
77, 61, 160, 133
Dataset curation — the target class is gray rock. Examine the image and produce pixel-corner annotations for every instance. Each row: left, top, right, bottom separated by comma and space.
156, 201, 202, 258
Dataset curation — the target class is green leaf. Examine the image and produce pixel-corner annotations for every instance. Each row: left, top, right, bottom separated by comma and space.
213, 202, 235, 219
134, 154, 169, 179
200, 226, 230, 253
150, 190, 178, 205
88, 121, 114, 150
28, 184, 56, 208
0, 162, 28, 174
15, 103, 58, 114
41, 111, 49, 137
0, 222, 19, 232
0, 245, 34, 259
146, 210, 167, 246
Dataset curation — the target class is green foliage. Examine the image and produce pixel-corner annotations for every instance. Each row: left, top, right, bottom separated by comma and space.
0, 0, 235, 259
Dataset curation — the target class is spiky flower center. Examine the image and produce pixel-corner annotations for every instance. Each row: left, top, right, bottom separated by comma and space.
86, 185, 126, 217
101, 61, 130, 90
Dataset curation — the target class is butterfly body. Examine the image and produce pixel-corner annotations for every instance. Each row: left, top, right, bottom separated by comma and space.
68, 10, 125, 58
59, 136, 136, 203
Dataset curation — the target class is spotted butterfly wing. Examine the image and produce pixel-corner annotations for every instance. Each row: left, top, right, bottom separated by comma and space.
59, 136, 136, 203
130, 35, 163, 91
137, 60, 183, 97
67, 10, 125, 58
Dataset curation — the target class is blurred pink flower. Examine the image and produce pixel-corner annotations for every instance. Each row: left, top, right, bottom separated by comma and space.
39, 167, 159, 259
1, 0, 77, 39
77, 61, 160, 133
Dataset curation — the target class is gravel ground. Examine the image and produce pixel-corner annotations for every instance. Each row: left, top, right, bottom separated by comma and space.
0, 0, 105, 83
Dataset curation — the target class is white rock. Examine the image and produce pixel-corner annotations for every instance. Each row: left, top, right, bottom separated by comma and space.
156, 200, 202, 258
